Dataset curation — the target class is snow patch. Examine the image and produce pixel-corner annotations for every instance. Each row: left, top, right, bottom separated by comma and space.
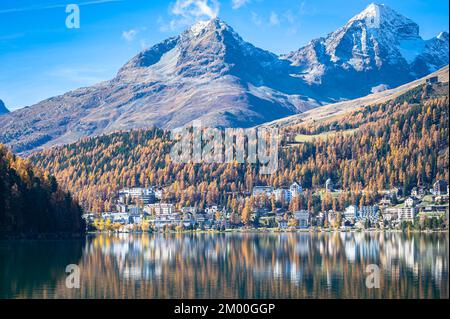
371, 84, 389, 94
190, 20, 210, 36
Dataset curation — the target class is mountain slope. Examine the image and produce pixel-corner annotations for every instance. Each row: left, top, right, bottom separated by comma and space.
283, 3, 449, 99
0, 4, 448, 154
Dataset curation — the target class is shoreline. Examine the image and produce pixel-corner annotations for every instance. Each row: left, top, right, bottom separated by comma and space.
1, 229, 447, 241
86, 228, 449, 235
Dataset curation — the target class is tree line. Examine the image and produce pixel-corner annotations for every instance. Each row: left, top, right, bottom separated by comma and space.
0, 145, 84, 237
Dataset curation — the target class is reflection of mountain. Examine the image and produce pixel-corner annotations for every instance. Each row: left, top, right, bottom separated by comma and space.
2, 233, 446, 299
0, 240, 83, 298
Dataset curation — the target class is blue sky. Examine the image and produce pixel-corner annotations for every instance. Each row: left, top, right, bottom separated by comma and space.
1, 0, 448, 110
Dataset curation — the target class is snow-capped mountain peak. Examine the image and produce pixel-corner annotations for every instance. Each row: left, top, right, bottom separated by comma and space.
189, 19, 211, 36
283, 3, 448, 98
349, 3, 417, 32
188, 18, 233, 36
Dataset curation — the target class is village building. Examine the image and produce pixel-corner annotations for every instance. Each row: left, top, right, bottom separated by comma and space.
289, 182, 303, 197
274, 188, 291, 203
382, 206, 417, 223
405, 197, 419, 208
411, 186, 427, 198
144, 203, 174, 216
433, 180, 449, 196
116, 203, 127, 213
389, 187, 401, 198
426, 76, 439, 85
294, 210, 311, 228
118, 187, 156, 205
344, 205, 358, 221
252, 186, 274, 197
358, 206, 380, 223
382, 208, 399, 222
397, 207, 417, 223
380, 194, 393, 206
181, 207, 197, 214
325, 178, 334, 192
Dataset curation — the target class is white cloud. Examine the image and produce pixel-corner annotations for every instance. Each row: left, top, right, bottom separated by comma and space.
284, 10, 295, 24
269, 11, 280, 26
160, 0, 220, 31
171, 0, 219, 19
251, 11, 262, 26
122, 29, 139, 42
232, 0, 250, 10
287, 26, 299, 36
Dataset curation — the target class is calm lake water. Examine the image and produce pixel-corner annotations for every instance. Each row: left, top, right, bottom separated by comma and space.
0, 232, 448, 299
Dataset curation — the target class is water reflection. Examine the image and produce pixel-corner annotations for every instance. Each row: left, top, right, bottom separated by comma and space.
0, 239, 84, 299
0, 232, 448, 299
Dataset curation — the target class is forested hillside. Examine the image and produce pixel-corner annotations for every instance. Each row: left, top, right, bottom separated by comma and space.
30, 84, 449, 215
0, 145, 84, 238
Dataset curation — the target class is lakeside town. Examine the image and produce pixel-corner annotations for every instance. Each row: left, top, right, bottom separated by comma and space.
82, 179, 449, 233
